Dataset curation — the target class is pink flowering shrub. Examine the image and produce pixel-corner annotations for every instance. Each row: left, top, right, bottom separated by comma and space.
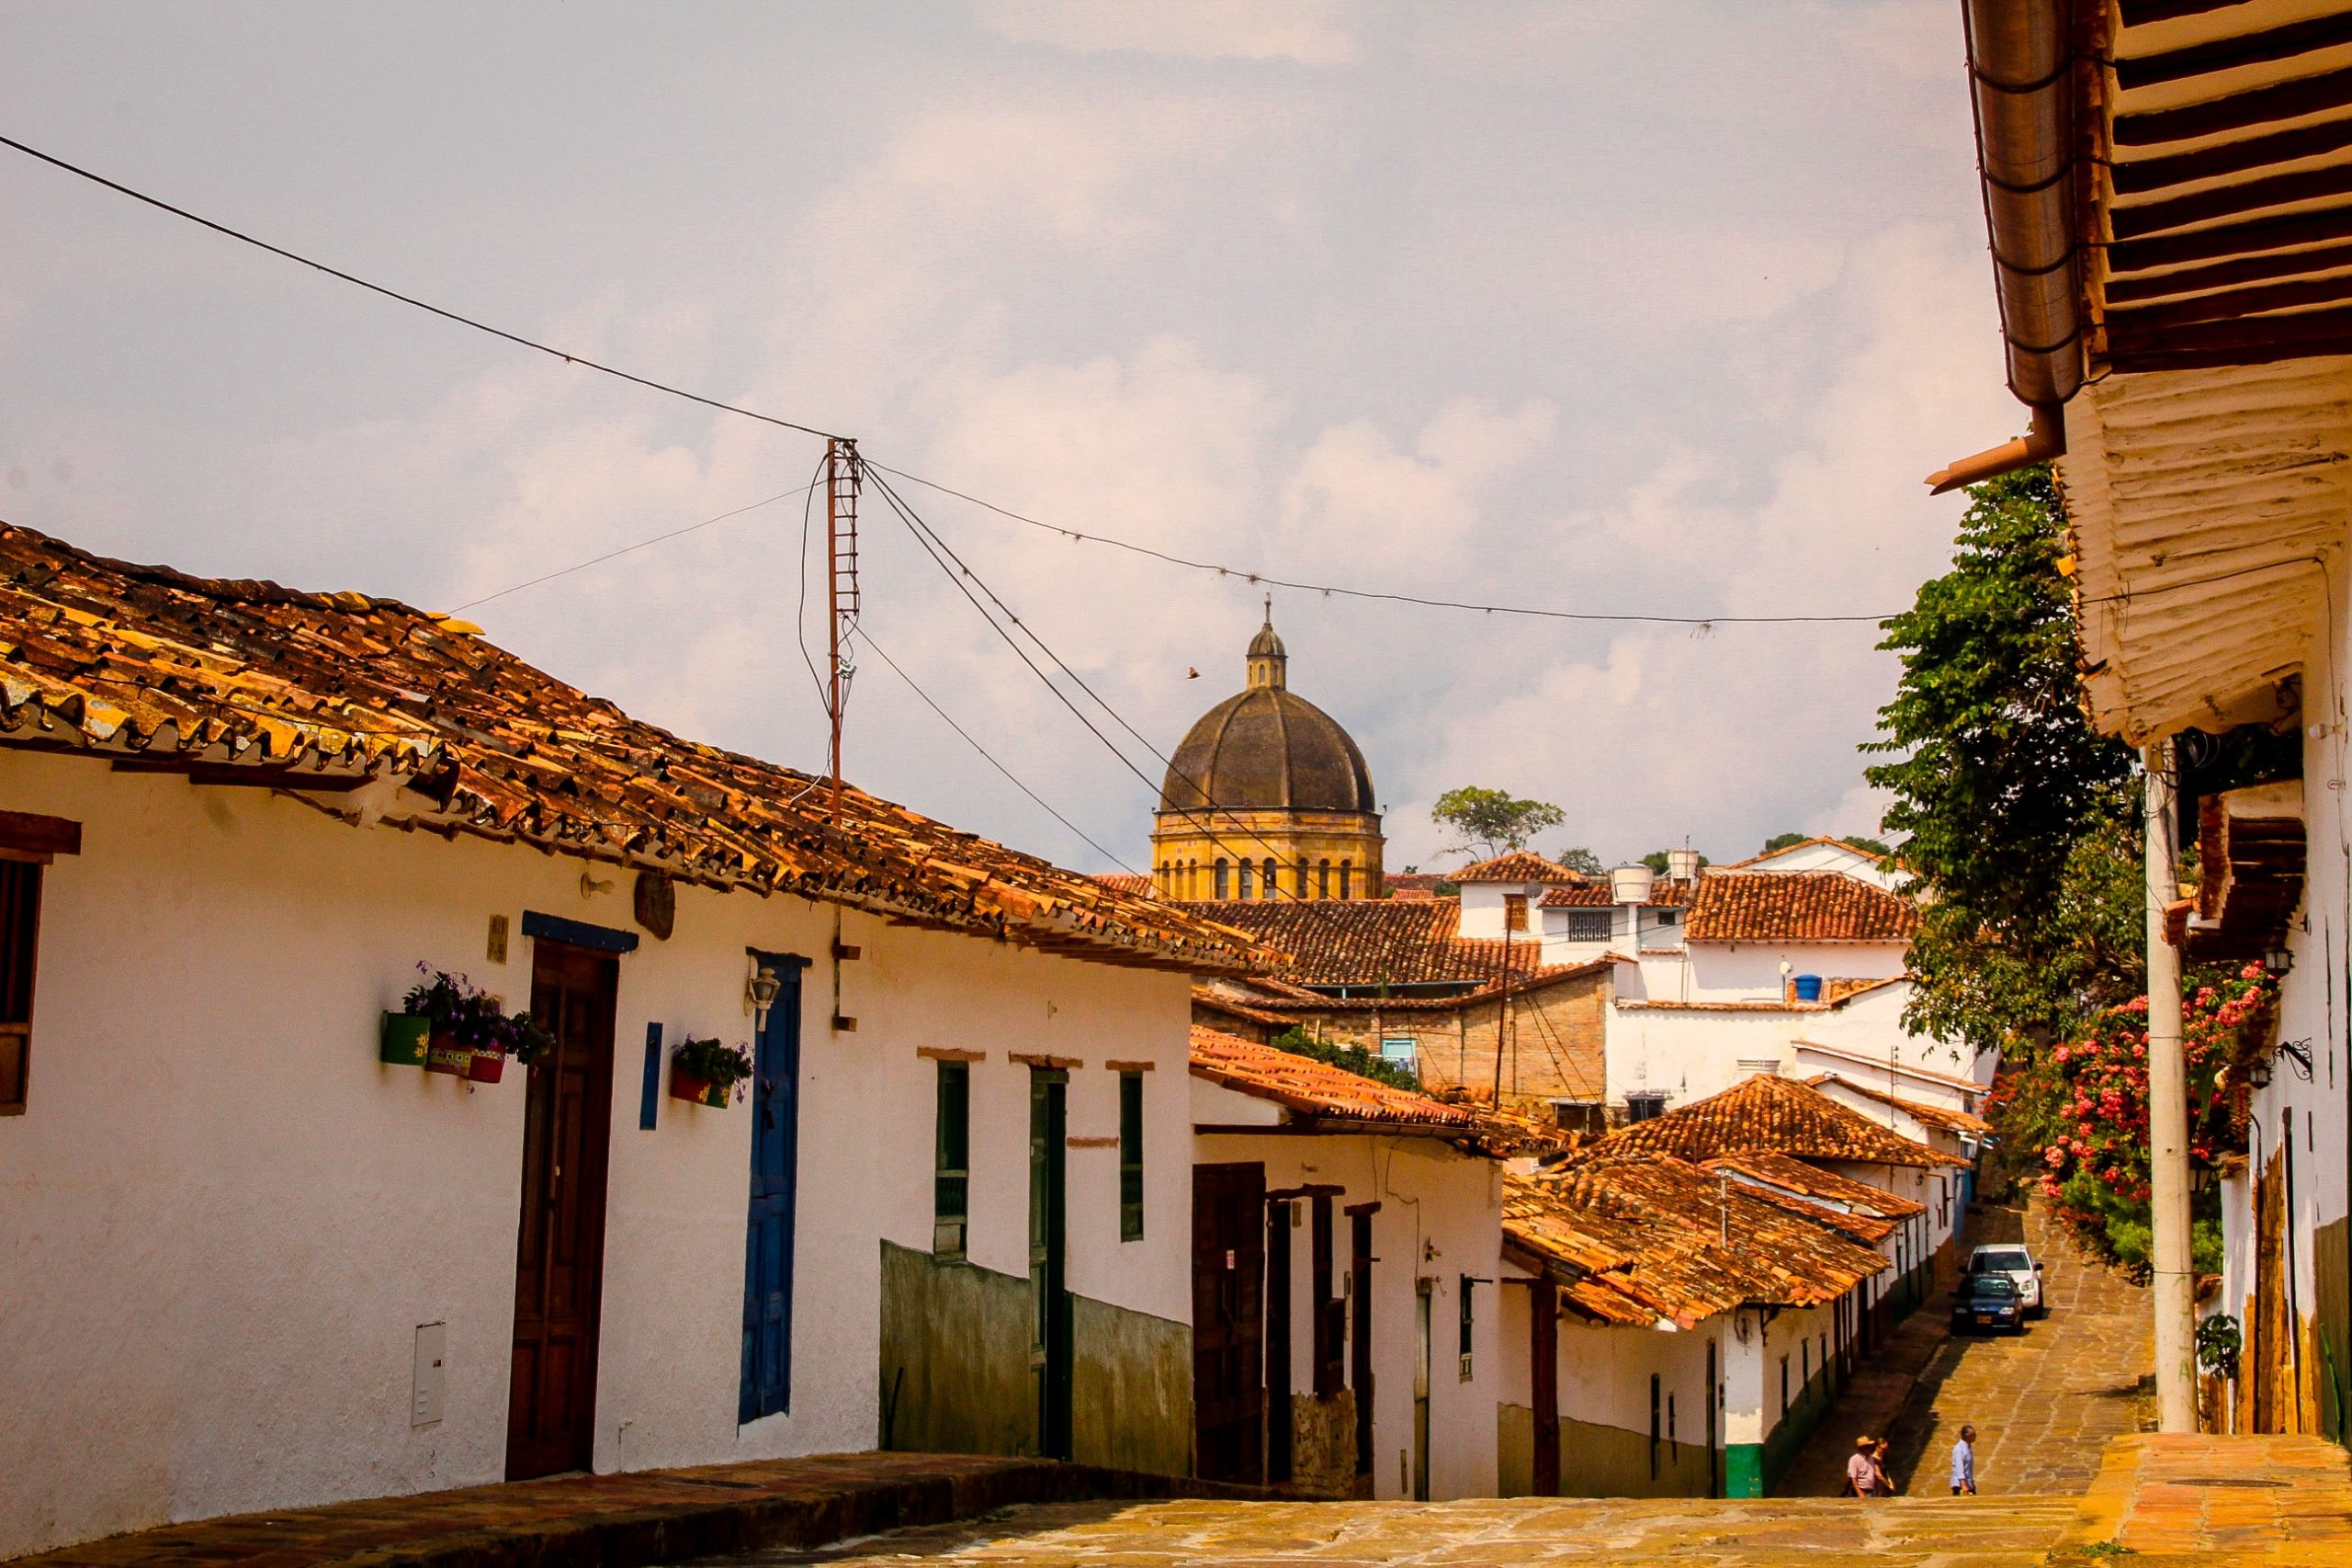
2018, 963, 2272, 1278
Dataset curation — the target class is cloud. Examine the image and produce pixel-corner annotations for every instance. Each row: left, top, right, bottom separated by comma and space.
977, 0, 1358, 65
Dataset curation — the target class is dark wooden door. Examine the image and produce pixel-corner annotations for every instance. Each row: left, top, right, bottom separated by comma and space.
508, 942, 618, 1479
740, 957, 804, 1425
1030, 1069, 1073, 1460
1531, 1279, 1560, 1495
1264, 1198, 1294, 1483
1192, 1162, 1265, 1483
1351, 1206, 1376, 1483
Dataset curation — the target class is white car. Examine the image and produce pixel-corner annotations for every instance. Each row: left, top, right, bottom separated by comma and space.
1966, 1244, 2044, 1317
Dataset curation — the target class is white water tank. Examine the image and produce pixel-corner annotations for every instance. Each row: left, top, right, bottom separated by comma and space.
1667, 847, 1701, 883
1611, 863, 1655, 906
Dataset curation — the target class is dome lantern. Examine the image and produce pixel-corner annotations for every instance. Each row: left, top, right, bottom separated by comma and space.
1246, 597, 1286, 691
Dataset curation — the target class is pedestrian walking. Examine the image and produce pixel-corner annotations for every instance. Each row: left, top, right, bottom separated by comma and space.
1846, 1435, 1879, 1497
1871, 1437, 1897, 1495
1950, 1425, 1978, 1495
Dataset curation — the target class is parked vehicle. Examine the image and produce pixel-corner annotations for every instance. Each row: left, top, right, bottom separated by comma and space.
1966, 1244, 2045, 1316
1951, 1273, 2024, 1336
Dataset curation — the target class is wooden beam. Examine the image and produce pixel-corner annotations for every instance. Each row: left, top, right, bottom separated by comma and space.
2109, 200, 2352, 274
2105, 327, 2352, 374
2121, 0, 2274, 26
2118, 12, 2352, 91
2106, 299, 2352, 355
2112, 113, 2352, 196
2106, 238, 2352, 302
2111, 160, 2352, 241
2117, 62, 2352, 148
0, 809, 79, 859
2105, 268, 2352, 331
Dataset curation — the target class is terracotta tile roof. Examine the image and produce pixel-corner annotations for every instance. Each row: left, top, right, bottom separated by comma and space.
0, 521, 1265, 974
1804, 1074, 1994, 1137
1503, 1152, 1890, 1326
1091, 872, 1154, 897
1182, 897, 1542, 987
1698, 1148, 1926, 1218
1389, 886, 1437, 901
1453, 851, 1581, 884
1384, 873, 1446, 894
1603, 1073, 1966, 1168
1541, 878, 1694, 908
1684, 870, 1918, 942
1188, 1025, 1476, 1132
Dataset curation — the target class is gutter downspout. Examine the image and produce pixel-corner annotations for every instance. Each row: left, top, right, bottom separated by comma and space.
1927, 0, 2087, 490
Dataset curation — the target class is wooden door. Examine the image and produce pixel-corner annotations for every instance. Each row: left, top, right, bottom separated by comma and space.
1264, 1199, 1294, 1483
1531, 1279, 1560, 1495
740, 957, 804, 1425
508, 942, 618, 1479
1191, 1162, 1265, 1482
1352, 1207, 1377, 1485
1030, 1069, 1073, 1459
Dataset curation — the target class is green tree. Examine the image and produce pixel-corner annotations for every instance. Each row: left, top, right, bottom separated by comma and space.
1862, 466, 2144, 1064
1554, 846, 1606, 877
1268, 1026, 1420, 1091
1762, 830, 1812, 853
1432, 786, 1566, 861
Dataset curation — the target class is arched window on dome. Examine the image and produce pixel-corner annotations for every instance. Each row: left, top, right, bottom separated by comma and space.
1340, 860, 1353, 899
1215, 859, 1229, 899
1261, 859, 1277, 899
1317, 860, 1330, 899
1238, 861, 1253, 899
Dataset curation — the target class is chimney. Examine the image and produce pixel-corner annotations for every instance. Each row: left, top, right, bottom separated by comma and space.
1610, 863, 1655, 906
1667, 846, 1700, 883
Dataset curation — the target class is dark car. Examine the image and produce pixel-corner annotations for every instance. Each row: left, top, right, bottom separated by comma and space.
1951, 1272, 2024, 1335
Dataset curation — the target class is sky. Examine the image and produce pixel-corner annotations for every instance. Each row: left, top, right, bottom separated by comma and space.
0, 1, 2018, 875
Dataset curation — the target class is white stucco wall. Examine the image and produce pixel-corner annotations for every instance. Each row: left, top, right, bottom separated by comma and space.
0, 750, 1196, 1558
1604, 984, 1926, 1108
1191, 1095, 1503, 1501
1677, 942, 1909, 1003
1720, 841, 1898, 889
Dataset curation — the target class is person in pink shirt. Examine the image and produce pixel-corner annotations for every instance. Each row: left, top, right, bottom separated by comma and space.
1847, 1436, 1879, 1496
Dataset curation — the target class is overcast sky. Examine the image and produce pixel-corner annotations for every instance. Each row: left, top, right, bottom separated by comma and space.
1, 1, 2016, 874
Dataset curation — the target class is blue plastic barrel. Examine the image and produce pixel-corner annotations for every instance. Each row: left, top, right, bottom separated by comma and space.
1792, 974, 1824, 1002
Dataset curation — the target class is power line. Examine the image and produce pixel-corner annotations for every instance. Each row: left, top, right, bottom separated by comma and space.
453, 479, 820, 611
856, 626, 1138, 874
868, 461, 1904, 627
0, 131, 842, 444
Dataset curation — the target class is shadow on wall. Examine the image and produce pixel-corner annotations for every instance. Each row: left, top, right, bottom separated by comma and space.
878, 1242, 1192, 1476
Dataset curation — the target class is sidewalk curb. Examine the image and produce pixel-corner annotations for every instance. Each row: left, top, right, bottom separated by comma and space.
14, 1456, 1284, 1568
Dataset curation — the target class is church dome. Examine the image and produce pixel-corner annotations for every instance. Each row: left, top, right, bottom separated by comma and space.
1159, 609, 1375, 816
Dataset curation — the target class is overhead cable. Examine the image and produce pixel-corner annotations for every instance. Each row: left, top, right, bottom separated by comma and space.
0, 131, 842, 443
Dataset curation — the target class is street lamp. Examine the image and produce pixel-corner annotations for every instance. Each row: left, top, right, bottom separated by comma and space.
746, 963, 781, 1029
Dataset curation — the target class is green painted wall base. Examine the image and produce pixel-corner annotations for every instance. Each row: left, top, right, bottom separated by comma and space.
1725, 1443, 1764, 1498
878, 1241, 1192, 1475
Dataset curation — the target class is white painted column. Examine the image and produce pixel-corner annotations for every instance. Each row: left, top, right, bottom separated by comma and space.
2144, 738, 2196, 1433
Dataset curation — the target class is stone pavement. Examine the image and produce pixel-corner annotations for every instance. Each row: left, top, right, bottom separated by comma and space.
12, 1452, 1266, 1568
1779, 1201, 2153, 1497
677, 1437, 2352, 1567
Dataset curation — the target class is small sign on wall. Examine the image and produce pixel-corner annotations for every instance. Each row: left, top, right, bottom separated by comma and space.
413, 1322, 446, 1427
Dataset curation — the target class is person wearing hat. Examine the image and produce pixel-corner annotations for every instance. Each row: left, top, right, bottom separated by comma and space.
1846, 1436, 1879, 1497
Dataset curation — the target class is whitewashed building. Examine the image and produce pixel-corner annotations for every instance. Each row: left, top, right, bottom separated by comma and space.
0, 523, 1265, 1559
1186, 1026, 1505, 1500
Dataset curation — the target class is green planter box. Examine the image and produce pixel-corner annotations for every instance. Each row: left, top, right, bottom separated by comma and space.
379, 1012, 431, 1067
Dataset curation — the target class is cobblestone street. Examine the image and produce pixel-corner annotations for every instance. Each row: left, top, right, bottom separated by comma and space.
1780, 1202, 2153, 1496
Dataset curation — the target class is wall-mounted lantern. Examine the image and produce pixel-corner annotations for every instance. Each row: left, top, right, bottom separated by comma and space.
746, 963, 781, 1030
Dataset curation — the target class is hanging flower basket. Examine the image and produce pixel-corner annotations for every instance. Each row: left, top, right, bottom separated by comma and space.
671, 1037, 753, 1109
379, 1012, 431, 1067
425, 1032, 473, 1076
401, 964, 552, 1087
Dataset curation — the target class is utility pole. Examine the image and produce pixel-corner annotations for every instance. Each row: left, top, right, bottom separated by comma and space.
825, 438, 862, 823
2144, 737, 2195, 1433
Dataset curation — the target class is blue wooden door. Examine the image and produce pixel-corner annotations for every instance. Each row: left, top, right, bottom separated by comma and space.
740, 955, 804, 1424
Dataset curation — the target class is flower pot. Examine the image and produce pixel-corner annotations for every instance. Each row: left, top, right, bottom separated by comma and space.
424, 1032, 473, 1076
670, 1065, 730, 1108
467, 1048, 506, 1084
379, 1012, 431, 1067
